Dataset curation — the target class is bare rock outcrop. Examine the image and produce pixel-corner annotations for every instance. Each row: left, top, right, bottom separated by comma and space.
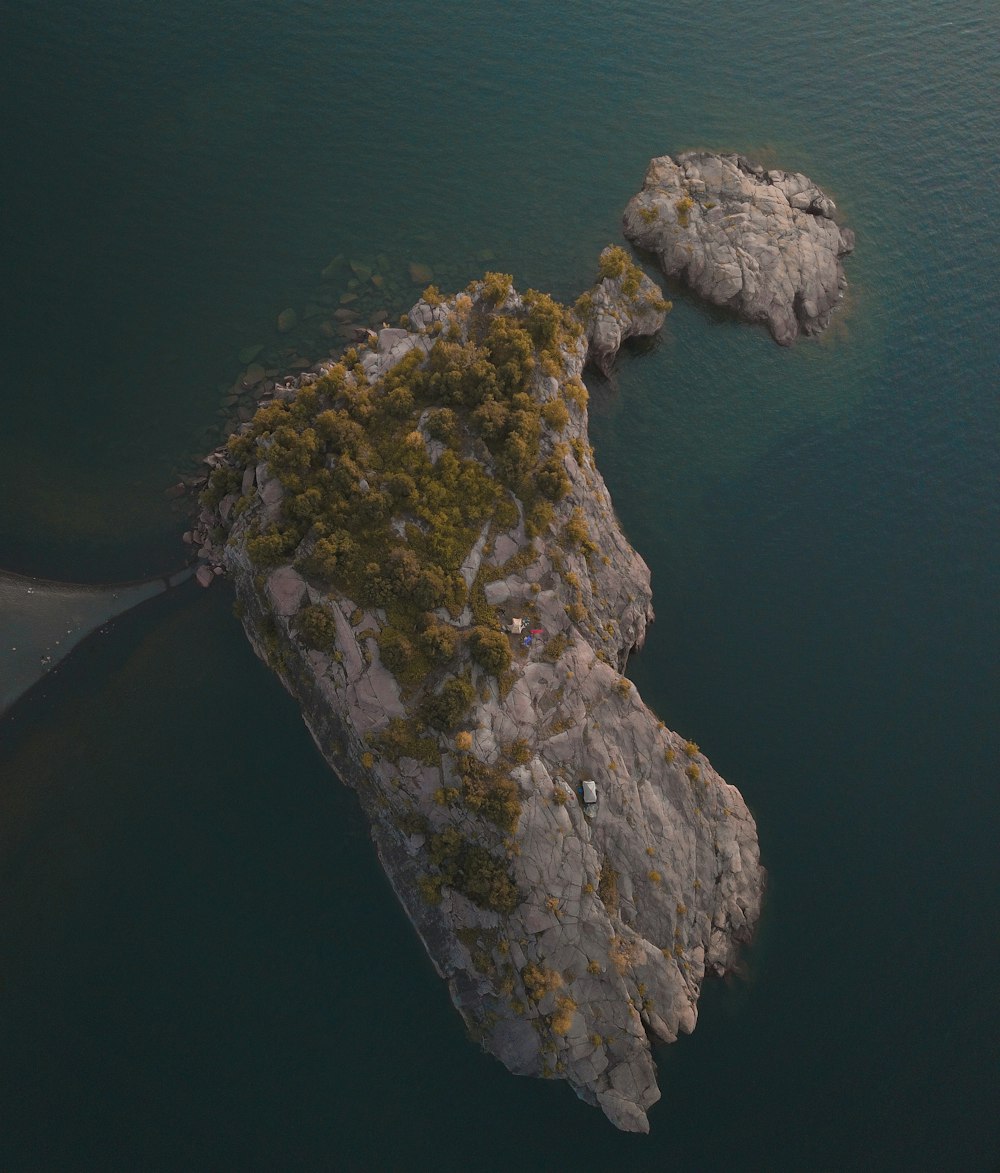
198, 271, 764, 1132
576, 246, 671, 375
623, 151, 854, 345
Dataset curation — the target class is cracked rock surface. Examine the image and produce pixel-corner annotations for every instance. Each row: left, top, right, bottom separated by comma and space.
623, 151, 854, 345
200, 276, 764, 1132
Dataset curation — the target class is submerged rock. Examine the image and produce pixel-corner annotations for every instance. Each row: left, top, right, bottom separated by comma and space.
276, 307, 298, 333
237, 343, 264, 365
198, 267, 763, 1132
623, 151, 854, 346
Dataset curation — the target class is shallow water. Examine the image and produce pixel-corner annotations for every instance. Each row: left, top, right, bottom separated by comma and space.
1, 0, 998, 1168
0, 568, 192, 714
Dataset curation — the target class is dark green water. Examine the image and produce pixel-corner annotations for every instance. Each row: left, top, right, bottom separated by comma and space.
2, 2, 997, 1168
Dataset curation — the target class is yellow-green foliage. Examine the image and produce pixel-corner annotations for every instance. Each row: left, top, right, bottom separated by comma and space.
598, 246, 629, 280
542, 398, 570, 431
221, 285, 588, 702
507, 738, 531, 765
469, 625, 512, 677
562, 506, 595, 553
596, 244, 646, 299
457, 753, 522, 833
551, 994, 577, 1036
542, 632, 569, 663
297, 603, 339, 653
374, 716, 440, 766
480, 271, 514, 305
428, 826, 520, 913
597, 861, 619, 915
417, 874, 443, 905
675, 196, 694, 227
564, 378, 588, 411
521, 962, 562, 1001
420, 675, 475, 731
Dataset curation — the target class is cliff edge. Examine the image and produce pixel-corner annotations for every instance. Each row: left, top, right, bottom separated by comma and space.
197, 251, 764, 1131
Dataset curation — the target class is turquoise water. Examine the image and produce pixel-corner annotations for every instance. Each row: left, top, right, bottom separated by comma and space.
2, 1, 997, 1168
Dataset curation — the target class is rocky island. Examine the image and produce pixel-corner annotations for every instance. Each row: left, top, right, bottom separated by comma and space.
196, 247, 764, 1132
623, 151, 854, 345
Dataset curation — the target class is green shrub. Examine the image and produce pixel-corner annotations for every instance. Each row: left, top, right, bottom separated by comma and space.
297, 603, 339, 652
537, 454, 571, 501
551, 994, 577, 1035
542, 399, 570, 431
376, 626, 416, 675
597, 862, 619, 914
598, 246, 629, 280
419, 620, 458, 662
428, 828, 520, 913
469, 626, 512, 677
375, 716, 440, 766
564, 378, 588, 411
522, 963, 562, 1001
562, 507, 591, 548
246, 525, 300, 567
420, 675, 475, 730
480, 272, 514, 305
202, 465, 241, 509
507, 739, 531, 765
417, 874, 443, 904
458, 755, 522, 832
521, 288, 566, 351
525, 499, 554, 538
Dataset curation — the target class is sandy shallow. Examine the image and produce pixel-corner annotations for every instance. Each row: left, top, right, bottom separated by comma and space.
0, 567, 191, 714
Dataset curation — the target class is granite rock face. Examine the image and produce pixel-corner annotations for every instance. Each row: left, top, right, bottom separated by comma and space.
200, 275, 764, 1132
623, 151, 854, 345
579, 247, 671, 376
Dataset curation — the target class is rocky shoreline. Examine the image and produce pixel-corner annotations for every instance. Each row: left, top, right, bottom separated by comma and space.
192, 249, 764, 1131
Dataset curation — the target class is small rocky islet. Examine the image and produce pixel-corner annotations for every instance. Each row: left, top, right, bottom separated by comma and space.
623, 151, 854, 345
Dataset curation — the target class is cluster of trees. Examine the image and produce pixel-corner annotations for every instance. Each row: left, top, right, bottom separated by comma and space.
457, 753, 521, 833
419, 675, 475, 731
427, 826, 521, 914
210, 275, 596, 884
